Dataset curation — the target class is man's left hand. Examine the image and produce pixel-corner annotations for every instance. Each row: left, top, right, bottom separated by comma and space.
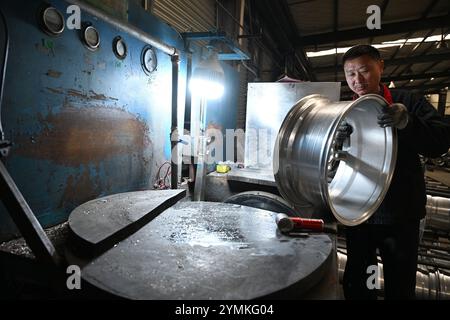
377, 103, 409, 129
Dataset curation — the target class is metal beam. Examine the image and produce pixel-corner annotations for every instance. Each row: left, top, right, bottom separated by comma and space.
254, 0, 292, 66
315, 51, 450, 73
279, 0, 316, 80
288, 0, 316, 5
387, 0, 439, 62
0, 160, 62, 268
389, 34, 437, 78
369, 0, 390, 44
408, 81, 450, 92
423, 88, 450, 94
255, 0, 315, 80
182, 31, 251, 60
393, 28, 449, 79
401, 79, 429, 89
382, 71, 450, 83
333, 0, 339, 81
338, 71, 450, 89
342, 81, 450, 97
297, 14, 450, 47
437, 90, 447, 117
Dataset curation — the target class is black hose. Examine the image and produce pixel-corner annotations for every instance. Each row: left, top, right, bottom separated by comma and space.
0, 9, 9, 142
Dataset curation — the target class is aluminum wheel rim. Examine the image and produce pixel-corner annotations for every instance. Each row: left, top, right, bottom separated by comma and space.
274, 94, 397, 226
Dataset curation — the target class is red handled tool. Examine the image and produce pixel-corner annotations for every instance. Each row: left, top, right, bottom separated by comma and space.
275, 213, 336, 234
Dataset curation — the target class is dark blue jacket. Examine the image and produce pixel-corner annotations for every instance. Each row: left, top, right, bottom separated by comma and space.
369, 90, 450, 224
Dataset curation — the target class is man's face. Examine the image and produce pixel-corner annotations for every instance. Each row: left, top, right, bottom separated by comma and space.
344, 55, 384, 96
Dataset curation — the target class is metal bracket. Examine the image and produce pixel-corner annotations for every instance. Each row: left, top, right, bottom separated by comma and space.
0, 139, 11, 158
181, 31, 250, 61
0, 160, 62, 268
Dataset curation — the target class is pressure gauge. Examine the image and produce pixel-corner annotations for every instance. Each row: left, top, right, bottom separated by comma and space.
113, 36, 127, 60
141, 46, 157, 75
39, 6, 65, 36
82, 25, 100, 51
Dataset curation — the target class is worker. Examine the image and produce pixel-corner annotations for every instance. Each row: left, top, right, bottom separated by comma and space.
339, 44, 450, 300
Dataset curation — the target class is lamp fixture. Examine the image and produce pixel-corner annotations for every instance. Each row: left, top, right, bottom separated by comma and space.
190, 48, 225, 100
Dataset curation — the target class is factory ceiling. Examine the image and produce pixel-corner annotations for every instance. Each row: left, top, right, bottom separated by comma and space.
254, 0, 450, 98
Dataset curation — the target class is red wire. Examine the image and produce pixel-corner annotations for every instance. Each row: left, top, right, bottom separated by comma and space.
154, 161, 171, 189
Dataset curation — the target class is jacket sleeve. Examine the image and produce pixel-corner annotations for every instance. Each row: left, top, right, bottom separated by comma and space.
399, 92, 450, 158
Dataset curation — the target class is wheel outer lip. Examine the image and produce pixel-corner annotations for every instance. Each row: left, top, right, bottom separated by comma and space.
274, 94, 397, 225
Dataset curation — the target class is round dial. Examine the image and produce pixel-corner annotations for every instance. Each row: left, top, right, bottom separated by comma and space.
83, 25, 100, 51
113, 36, 127, 59
141, 46, 157, 75
40, 7, 65, 36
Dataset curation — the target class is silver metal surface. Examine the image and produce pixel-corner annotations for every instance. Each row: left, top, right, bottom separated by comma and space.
416, 268, 450, 300
338, 252, 450, 300
224, 167, 276, 186
141, 46, 158, 74
224, 191, 297, 216
426, 195, 450, 231
113, 36, 127, 60
244, 82, 340, 171
41, 7, 65, 36
82, 25, 100, 51
274, 94, 397, 226
275, 213, 295, 233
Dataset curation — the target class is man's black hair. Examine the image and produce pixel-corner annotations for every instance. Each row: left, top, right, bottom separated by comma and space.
342, 45, 381, 64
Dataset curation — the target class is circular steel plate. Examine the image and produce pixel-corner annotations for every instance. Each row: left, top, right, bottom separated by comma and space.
67, 201, 333, 299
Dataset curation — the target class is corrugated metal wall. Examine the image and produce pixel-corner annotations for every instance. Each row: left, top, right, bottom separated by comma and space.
237, 66, 248, 130
153, 0, 216, 32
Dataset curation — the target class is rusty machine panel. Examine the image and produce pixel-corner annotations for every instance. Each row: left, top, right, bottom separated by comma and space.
0, 0, 187, 241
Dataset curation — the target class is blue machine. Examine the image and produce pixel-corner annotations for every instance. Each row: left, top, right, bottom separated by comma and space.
0, 0, 238, 241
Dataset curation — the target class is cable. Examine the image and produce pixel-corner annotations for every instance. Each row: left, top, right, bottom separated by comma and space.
153, 161, 171, 189
163, 165, 171, 188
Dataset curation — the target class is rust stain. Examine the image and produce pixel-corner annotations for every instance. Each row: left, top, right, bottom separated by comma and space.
46, 87, 119, 102
46, 70, 62, 78
35, 43, 50, 55
14, 104, 152, 167
207, 122, 223, 131
46, 87, 64, 95
88, 90, 119, 101
67, 89, 86, 98
58, 170, 100, 209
